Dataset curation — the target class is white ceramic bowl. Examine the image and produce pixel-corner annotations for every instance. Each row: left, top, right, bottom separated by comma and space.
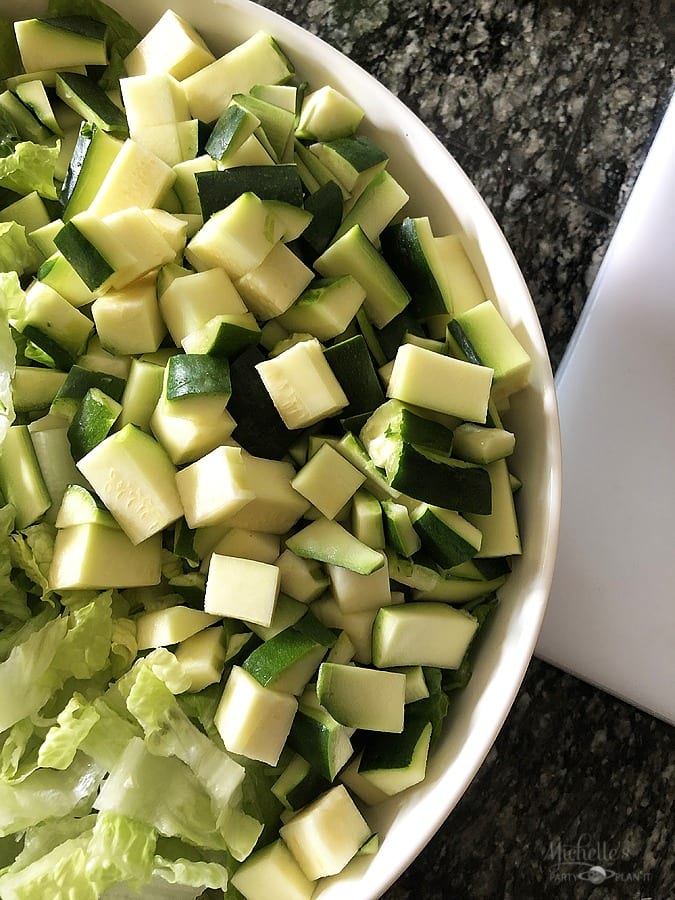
13, 1, 562, 895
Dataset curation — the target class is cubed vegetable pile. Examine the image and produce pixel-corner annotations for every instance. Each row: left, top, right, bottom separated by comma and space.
0, 1, 532, 898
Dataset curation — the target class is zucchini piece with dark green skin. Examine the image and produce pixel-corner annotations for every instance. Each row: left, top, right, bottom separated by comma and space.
0, 424, 51, 528
299, 179, 343, 256
374, 306, 425, 361
14, 16, 107, 72
323, 334, 384, 418
55, 72, 128, 136
67, 386, 122, 461
0, 89, 51, 143
196, 164, 304, 220
181, 314, 261, 359
227, 345, 302, 460
205, 103, 261, 162
60, 122, 123, 218
165, 353, 231, 402
51, 364, 126, 421
388, 442, 492, 515
380, 217, 451, 320
410, 503, 482, 569
314, 224, 411, 329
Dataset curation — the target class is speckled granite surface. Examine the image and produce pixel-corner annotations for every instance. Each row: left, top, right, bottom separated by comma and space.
256, 1, 675, 897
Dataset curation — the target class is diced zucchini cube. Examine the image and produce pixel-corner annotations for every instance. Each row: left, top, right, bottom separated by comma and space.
434, 233, 486, 315
118, 358, 164, 433
310, 593, 378, 665
48, 524, 161, 590
214, 665, 297, 766
466, 458, 522, 558
276, 548, 329, 604
124, 9, 216, 80
205, 553, 280, 627
185, 191, 284, 279
230, 838, 315, 900
339, 750, 389, 807
242, 627, 329, 695
358, 717, 433, 796
316, 662, 406, 732
279, 784, 372, 881
452, 422, 515, 464
372, 602, 479, 669
135, 605, 221, 650
296, 85, 364, 141
326, 554, 391, 613
336, 169, 409, 245
92, 272, 166, 356
223, 453, 310, 535
235, 242, 314, 320
175, 626, 227, 693
387, 342, 494, 423
158, 266, 247, 346
291, 443, 365, 520
22, 280, 94, 362
120, 73, 190, 132
14, 17, 108, 72
314, 224, 411, 329
410, 503, 483, 569
278, 275, 366, 342
89, 138, 176, 218
453, 300, 531, 398
76, 424, 183, 545
183, 31, 294, 124
175, 445, 254, 528
256, 337, 348, 429
351, 488, 386, 550
309, 133, 387, 198
286, 517, 384, 576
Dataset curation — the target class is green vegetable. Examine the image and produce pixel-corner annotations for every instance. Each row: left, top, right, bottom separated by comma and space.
47, 0, 143, 90
0, 138, 60, 200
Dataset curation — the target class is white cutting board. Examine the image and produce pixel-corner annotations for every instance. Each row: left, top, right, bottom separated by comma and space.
535, 92, 675, 725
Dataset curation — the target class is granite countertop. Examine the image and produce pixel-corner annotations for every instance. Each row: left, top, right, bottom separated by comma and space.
259, 1, 675, 897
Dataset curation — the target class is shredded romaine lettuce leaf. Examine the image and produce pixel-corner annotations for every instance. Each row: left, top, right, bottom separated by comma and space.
0, 506, 30, 627
0, 141, 60, 200
0, 222, 36, 276
94, 737, 235, 853
0, 811, 156, 899
0, 751, 103, 837
37, 693, 101, 770
9, 523, 56, 601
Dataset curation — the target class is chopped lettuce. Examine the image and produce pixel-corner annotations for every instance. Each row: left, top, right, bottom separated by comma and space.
0, 751, 102, 837
0, 140, 60, 200
94, 737, 234, 852
0, 811, 155, 899
80, 696, 142, 771
123, 662, 261, 862
37, 693, 100, 770
152, 854, 230, 891
0, 615, 68, 733
0, 222, 36, 276
0, 506, 29, 627
9, 523, 56, 601
0, 718, 40, 785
